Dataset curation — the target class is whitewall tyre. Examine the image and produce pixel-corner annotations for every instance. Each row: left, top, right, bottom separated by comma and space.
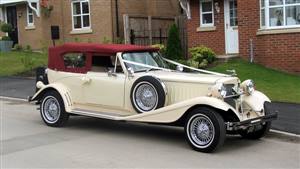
185, 107, 226, 153
40, 90, 69, 127
130, 76, 166, 113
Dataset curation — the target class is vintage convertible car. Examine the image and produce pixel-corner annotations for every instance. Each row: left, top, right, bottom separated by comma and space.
29, 43, 277, 152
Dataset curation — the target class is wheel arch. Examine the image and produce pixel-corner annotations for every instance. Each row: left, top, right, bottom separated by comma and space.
172, 104, 240, 127
31, 83, 72, 112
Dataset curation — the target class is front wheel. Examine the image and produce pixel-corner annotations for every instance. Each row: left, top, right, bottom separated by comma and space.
40, 90, 69, 127
184, 107, 226, 153
238, 122, 271, 139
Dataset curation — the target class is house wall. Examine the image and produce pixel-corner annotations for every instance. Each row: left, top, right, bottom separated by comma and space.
16, 4, 44, 49
237, 0, 300, 73
60, 0, 113, 44
187, 0, 225, 55
10, 0, 179, 49
187, 0, 300, 73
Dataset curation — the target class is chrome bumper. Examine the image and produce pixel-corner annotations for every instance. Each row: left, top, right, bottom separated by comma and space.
225, 112, 278, 131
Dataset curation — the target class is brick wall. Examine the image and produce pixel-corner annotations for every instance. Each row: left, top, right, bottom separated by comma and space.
187, 0, 225, 55
13, 0, 179, 49
237, 0, 300, 74
17, 4, 44, 49
60, 0, 114, 44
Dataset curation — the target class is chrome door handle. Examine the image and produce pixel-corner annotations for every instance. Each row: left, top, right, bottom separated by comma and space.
81, 77, 91, 84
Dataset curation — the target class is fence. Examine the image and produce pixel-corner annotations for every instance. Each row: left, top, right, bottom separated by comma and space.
124, 14, 188, 58
130, 28, 169, 46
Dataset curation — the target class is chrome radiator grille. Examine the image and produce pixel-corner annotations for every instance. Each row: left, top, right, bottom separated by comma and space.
224, 84, 237, 108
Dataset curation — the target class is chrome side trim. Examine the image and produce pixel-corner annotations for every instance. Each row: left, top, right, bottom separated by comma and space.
70, 108, 125, 120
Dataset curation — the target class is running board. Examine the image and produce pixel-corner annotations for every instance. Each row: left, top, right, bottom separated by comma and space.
70, 108, 125, 120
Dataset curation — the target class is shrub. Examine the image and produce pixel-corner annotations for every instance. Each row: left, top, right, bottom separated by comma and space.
25, 45, 32, 52
1, 36, 11, 41
74, 37, 82, 42
14, 44, 23, 51
114, 37, 124, 44
102, 37, 111, 44
166, 24, 183, 60
1, 23, 13, 33
21, 54, 34, 72
152, 44, 166, 56
189, 46, 216, 68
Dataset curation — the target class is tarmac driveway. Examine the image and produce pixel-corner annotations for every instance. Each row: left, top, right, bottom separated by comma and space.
0, 76, 299, 134
1, 99, 299, 168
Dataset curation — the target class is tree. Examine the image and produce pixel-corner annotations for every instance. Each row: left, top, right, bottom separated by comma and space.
166, 24, 183, 60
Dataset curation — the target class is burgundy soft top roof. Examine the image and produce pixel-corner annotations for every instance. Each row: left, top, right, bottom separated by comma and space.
49, 43, 159, 55
48, 43, 159, 73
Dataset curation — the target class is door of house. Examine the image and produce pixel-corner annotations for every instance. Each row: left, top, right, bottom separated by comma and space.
6, 6, 18, 45
224, 0, 239, 54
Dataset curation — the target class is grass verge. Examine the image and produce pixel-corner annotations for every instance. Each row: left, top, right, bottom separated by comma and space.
209, 59, 300, 104
0, 51, 47, 76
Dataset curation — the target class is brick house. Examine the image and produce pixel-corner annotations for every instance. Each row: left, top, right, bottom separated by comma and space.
0, 0, 180, 49
186, 0, 300, 73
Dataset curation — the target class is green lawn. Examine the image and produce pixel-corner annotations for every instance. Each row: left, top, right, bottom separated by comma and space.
209, 59, 300, 104
0, 51, 47, 76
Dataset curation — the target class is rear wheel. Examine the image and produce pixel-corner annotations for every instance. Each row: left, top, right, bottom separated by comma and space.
40, 90, 69, 127
238, 122, 271, 139
184, 107, 226, 153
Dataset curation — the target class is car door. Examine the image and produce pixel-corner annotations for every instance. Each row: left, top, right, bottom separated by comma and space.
82, 55, 126, 111
83, 72, 125, 109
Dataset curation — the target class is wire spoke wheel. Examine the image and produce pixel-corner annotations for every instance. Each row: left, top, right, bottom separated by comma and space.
133, 82, 158, 112
40, 91, 69, 127
185, 107, 226, 153
189, 115, 215, 147
42, 96, 61, 123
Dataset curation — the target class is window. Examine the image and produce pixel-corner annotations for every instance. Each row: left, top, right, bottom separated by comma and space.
71, 0, 91, 30
63, 53, 86, 68
27, 3, 37, 26
229, 0, 238, 26
200, 0, 214, 27
91, 56, 114, 72
91, 55, 123, 73
260, 0, 300, 28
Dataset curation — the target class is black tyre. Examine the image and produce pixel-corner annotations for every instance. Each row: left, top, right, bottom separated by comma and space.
184, 107, 226, 153
40, 90, 69, 127
130, 76, 166, 113
238, 122, 271, 139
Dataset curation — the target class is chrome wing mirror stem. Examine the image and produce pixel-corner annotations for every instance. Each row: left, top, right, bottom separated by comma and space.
127, 67, 135, 78
107, 69, 117, 77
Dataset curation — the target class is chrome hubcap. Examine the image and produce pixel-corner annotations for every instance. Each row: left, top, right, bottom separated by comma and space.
189, 115, 214, 147
134, 82, 158, 112
43, 96, 60, 123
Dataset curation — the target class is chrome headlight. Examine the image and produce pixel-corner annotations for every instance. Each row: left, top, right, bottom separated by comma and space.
218, 84, 227, 98
210, 83, 227, 98
241, 79, 255, 95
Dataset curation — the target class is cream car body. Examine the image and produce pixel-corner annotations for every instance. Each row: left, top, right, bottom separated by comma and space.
29, 43, 277, 152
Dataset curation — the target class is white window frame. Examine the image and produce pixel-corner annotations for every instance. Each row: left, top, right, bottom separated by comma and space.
0, 7, 4, 22
200, 0, 214, 27
27, 2, 37, 26
71, 0, 91, 30
260, 0, 300, 29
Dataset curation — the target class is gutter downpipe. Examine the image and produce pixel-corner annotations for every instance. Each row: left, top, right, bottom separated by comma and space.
115, 0, 120, 38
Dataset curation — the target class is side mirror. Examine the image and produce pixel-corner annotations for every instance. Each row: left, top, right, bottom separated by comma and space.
127, 67, 134, 77
107, 68, 117, 77
176, 65, 184, 72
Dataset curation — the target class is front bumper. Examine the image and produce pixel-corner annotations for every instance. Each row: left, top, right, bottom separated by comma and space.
226, 102, 278, 131
225, 111, 277, 131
